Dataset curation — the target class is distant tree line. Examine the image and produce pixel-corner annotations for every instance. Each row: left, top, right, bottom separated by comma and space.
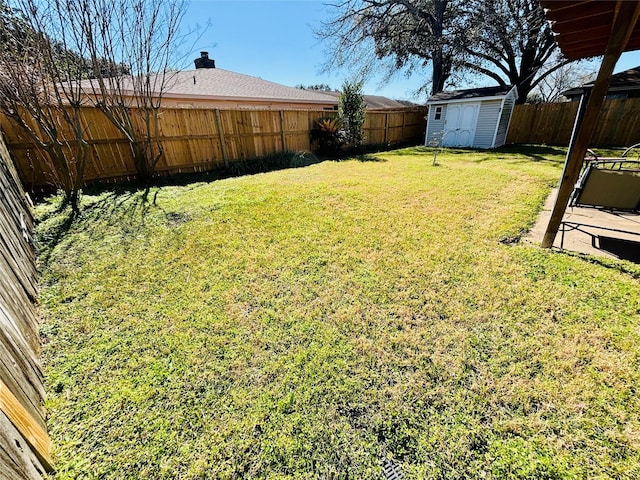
295, 84, 337, 92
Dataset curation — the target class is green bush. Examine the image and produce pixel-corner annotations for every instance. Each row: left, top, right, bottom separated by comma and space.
339, 80, 366, 149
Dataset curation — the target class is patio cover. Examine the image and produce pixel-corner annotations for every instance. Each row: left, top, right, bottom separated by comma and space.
539, 0, 640, 248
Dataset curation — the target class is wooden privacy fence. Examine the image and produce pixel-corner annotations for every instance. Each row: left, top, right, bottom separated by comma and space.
0, 133, 53, 478
506, 97, 640, 147
1, 107, 427, 189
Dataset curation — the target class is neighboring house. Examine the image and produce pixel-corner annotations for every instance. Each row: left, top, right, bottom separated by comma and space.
424, 86, 518, 149
316, 91, 413, 110
562, 66, 640, 101
78, 52, 338, 111
160, 52, 338, 110
77, 51, 414, 111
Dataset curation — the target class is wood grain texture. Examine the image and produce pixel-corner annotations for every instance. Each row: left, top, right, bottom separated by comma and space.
0, 380, 52, 471
506, 98, 640, 147
0, 410, 47, 479
0, 131, 53, 477
1, 107, 427, 188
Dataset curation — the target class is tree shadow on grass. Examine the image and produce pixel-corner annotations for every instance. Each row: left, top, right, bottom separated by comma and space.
494, 144, 567, 162
356, 153, 387, 162
36, 187, 152, 266
35, 150, 332, 258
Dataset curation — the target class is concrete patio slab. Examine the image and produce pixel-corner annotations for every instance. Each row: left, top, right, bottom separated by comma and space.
526, 189, 640, 262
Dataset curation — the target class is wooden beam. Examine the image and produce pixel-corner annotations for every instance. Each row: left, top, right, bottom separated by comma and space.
279, 111, 287, 152
214, 109, 229, 168
541, 0, 640, 248
0, 379, 53, 472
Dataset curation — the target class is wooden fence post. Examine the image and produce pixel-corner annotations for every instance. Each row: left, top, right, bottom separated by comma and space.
214, 109, 229, 168
279, 111, 287, 152
383, 112, 389, 145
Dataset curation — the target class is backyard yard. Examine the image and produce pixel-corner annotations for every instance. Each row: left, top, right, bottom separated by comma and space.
37, 146, 640, 479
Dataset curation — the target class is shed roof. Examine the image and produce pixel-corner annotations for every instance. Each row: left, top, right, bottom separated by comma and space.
427, 86, 513, 103
540, 0, 640, 60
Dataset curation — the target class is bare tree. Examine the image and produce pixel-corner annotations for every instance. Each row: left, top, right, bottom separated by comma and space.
319, 0, 459, 95
319, 0, 575, 102
0, 0, 187, 209
462, 0, 572, 103
528, 57, 597, 103
60, 0, 186, 186
0, 0, 90, 213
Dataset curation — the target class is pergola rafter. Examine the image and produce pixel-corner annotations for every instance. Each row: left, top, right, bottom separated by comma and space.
539, 0, 640, 248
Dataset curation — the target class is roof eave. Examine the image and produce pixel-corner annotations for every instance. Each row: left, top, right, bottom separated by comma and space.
427, 94, 507, 105
162, 93, 337, 105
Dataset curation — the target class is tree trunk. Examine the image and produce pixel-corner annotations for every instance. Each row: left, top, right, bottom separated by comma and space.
429, 0, 449, 95
431, 49, 446, 95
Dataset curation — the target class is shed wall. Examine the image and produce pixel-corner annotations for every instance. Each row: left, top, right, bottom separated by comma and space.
425, 105, 447, 145
473, 100, 502, 148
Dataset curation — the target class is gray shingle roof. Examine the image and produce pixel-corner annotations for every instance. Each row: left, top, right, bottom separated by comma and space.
80, 68, 338, 105
162, 69, 337, 104
317, 91, 410, 109
428, 86, 513, 103
562, 66, 640, 97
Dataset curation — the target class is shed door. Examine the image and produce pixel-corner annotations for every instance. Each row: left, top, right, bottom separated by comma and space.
442, 103, 479, 147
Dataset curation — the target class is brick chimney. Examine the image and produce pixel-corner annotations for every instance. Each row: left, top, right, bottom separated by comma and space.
194, 51, 215, 69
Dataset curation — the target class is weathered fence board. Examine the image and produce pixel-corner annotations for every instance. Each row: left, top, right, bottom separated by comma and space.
1, 107, 427, 189
506, 97, 640, 147
0, 132, 52, 477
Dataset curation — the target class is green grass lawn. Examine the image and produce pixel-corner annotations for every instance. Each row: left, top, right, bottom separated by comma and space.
37, 146, 640, 479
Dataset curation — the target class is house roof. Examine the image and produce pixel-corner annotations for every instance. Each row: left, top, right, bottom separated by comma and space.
80, 68, 338, 106
316, 91, 410, 110
540, 0, 640, 60
427, 86, 514, 103
362, 94, 414, 110
562, 65, 640, 97
163, 69, 337, 104
78, 67, 416, 109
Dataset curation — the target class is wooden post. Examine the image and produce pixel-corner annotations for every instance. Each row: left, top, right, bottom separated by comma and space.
383, 112, 389, 145
279, 111, 287, 152
214, 109, 229, 168
0, 379, 53, 472
541, 1, 640, 248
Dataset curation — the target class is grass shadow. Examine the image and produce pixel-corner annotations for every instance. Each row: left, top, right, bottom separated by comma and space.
356, 153, 387, 162
495, 144, 567, 162
36, 187, 154, 266
79, 151, 326, 201
553, 248, 640, 279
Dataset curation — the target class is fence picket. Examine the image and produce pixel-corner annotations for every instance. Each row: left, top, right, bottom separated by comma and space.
506, 98, 640, 147
1, 107, 426, 188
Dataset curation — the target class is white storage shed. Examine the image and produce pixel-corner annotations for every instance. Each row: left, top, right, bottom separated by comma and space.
424, 86, 518, 149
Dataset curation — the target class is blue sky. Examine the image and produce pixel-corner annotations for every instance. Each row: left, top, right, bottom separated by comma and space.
182, 0, 640, 102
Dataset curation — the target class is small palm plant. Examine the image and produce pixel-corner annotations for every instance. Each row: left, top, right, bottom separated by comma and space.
311, 116, 347, 154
